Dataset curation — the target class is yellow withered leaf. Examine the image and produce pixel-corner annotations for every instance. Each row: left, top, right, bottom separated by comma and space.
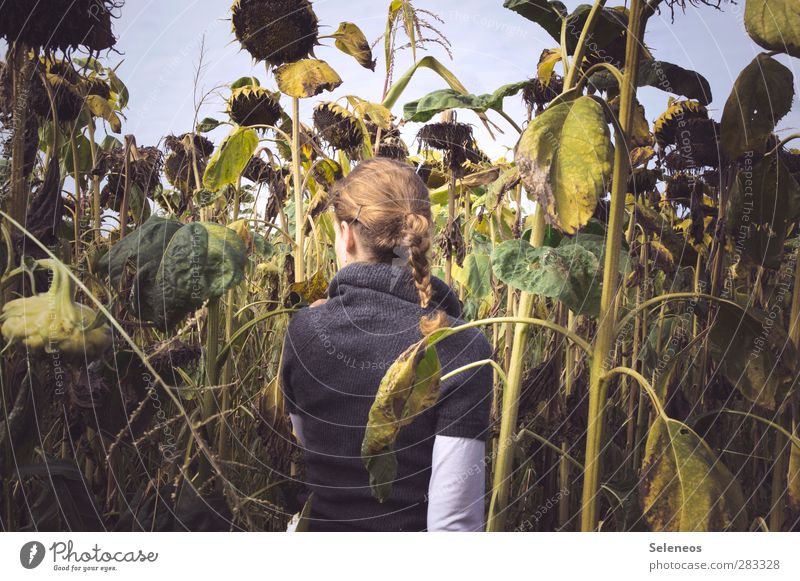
361, 339, 441, 502
275, 59, 343, 98
640, 416, 747, 531
331, 22, 376, 70
286, 270, 329, 306
515, 95, 613, 235
537, 48, 561, 84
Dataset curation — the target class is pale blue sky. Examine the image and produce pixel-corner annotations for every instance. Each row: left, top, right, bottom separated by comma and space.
108, 0, 799, 158
19, 1, 800, 156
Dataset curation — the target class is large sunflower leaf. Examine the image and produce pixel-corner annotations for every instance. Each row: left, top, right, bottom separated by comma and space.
726, 154, 800, 269
503, 0, 567, 40
491, 239, 602, 315
640, 416, 747, 531
515, 95, 613, 234
101, 215, 183, 295
104, 219, 247, 331
720, 53, 794, 161
203, 127, 259, 192
361, 340, 441, 502
403, 81, 530, 123
703, 300, 798, 410
590, 60, 712, 105
151, 222, 247, 329
745, 0, 800, 58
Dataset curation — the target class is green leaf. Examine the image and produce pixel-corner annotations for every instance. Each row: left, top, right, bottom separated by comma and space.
330, 22, 376, 70
101, 215, 183, 294
515, 95, 613, 235
361, 340, 442, 502
403, 81, 530, 123
590, 60, 712, 105
463, 253, 492, 299
152, 222, 247, 329
231, 76, 260, 89
640, 416, 747, 531
196, 117, 222, 133
61, 134, 94, 174
558, 232, 630, 274
703, 300, 798, 410
202, 127, 259, 192
726, 154, 800, 269
491, 239, 601, 315
103, 218, 246, 330
503, 0, 567, 40
720, 53, 794, 161
107, 69, 129, 110
745, 0, 800, 58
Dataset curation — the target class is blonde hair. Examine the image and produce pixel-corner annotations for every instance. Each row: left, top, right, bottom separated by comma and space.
329, 157, 446, 333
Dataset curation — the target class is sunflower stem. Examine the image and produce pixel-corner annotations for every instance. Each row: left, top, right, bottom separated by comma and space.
292, 96, 305, 282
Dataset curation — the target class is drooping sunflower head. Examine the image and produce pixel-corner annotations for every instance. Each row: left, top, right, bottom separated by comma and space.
417, 121, 473, 152
417, 121, 483, 176
313, 102, 364, 156
94, 145, 164, 209
654, 98, 708, 147
163, 133, 215, 192
227, 85, 282, 128
231, 0, 319, 67
0, 0, 119, 54
665, 172, 693, 202
522, 75, 564, 113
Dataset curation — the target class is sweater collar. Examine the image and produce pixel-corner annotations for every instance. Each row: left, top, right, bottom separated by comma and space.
327, 261, 462, 318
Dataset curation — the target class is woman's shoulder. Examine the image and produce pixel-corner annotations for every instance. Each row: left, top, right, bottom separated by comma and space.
282, 300, 329, 352
436, 314, 494, 362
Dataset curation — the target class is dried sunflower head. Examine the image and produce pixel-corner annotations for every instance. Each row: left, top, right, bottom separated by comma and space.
0, 0, 119, 54
163, 133, 214, 193
242, 156, 275, 184
313, 102, 364, 157
417, 121, 485, 176
417, 121, 473, 152
665, 172, 692, 202
227, 85, 282, 128
654, 98, 708, 147
628, 168, 662, 195
375, 136, 409, 161
231, 0, 319, 67
94, 146, 164, 209
522, 75, 564, 113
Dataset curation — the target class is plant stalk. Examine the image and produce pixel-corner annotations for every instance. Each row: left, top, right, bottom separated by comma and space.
579, 0, 647, 532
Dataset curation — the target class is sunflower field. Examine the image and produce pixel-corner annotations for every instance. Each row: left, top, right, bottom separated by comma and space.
1, 0, 799, 533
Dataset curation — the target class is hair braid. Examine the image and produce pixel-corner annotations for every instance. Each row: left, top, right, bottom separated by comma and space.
402, 213, 433, 308
402, 212, 449, 335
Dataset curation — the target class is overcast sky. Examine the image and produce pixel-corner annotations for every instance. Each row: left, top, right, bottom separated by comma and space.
17, 1, 800, 158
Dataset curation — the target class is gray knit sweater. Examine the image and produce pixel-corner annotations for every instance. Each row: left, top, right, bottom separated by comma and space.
279, 261, 494, 531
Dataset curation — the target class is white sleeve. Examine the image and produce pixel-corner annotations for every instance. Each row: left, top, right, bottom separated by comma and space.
427, 435, 486, 531
289, 412, 304, 447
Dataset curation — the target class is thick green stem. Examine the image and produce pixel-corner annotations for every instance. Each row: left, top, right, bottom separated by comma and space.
87, 121, 102, 242
291, 97, 304, 282
198, 297, 220, 484
486, 205, 546, 531
580, 0, 647, 532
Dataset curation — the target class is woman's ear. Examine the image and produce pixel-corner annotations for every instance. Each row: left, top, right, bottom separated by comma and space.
341, 220, 357, 254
